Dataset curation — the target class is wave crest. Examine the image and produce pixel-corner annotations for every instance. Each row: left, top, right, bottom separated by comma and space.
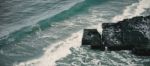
112, 0, 150, 22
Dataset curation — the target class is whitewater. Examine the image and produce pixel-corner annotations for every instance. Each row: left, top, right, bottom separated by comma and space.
0, 0, 150, 66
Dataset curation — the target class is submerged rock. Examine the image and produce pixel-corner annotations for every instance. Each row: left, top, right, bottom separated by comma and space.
82, 15, 150, 56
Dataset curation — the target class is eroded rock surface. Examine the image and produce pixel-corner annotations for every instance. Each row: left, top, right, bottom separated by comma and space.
82, 16, 150, 56
82, 29, 105, 50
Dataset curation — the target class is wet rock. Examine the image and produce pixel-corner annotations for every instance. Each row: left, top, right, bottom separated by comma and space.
122, 16, 150, 48
81, 15, 150, 56
102, 23, 123, 50
102, 16, 150, 52
121, 16, 150, 55
132, 45, 150, 56
82, 29, 105, 50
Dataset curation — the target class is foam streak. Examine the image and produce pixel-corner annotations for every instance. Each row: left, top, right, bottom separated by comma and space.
112, 0, 150, 22
14, 31, 83, 66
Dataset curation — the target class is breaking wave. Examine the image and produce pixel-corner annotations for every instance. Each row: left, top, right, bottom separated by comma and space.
15, 31, 82, 66
112, 0, 150, 22
1, 0, 149, 66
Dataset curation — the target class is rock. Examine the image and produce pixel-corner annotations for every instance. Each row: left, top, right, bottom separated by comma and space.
81, 15, 150, 56
102, 16, 150, 51
121, 16, 150, 55
122, 16, 150, 47
82, 29, 105, 50
102, 23, 123, 50
132, 45, 150, 56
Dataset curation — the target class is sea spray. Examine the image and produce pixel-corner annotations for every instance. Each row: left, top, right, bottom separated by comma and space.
15, 31, 83, 66
0, 0, 140, 66
112, 0, 150, 22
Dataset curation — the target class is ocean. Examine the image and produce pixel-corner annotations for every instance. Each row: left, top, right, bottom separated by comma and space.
0, 0, 150, 66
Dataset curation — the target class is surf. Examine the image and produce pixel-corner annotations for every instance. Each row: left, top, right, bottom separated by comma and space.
112, 0, 150, 22
0, 0, 108, 47
1, 0, 149, 66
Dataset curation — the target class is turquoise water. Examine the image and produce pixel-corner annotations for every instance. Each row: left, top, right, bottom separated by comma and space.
0, 0, 150, 66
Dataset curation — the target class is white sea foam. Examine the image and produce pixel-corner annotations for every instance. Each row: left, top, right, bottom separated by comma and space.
14, 31, 83, 66
112, 0, 150, 22
97, 23, 103, 34
12, 0, 146, 66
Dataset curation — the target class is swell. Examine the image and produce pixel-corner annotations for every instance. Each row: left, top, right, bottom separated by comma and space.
0, 0, 107, 47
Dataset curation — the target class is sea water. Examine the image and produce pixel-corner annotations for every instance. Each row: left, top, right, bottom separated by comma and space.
0, 0, 150, 66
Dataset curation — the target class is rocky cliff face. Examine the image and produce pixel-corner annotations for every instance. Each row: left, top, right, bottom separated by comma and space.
82, 15, 150, 56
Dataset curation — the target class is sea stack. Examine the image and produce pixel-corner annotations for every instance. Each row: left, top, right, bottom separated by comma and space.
81, 15, 150, 56
82, 29, 105, 50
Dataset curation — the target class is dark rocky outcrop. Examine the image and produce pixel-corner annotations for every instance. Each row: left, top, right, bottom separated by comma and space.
132, 46, 150, 56
122, 16, 150, 48
82, 15, 150, 56
82, 29, 105, 50
102, 23, 124, 50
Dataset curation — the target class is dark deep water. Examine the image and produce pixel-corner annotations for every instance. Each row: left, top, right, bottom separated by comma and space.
0, 0, 150, 66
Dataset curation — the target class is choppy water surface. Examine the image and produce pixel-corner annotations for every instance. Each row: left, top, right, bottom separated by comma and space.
57, 46, 150, 66
0, 0, 150, 66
